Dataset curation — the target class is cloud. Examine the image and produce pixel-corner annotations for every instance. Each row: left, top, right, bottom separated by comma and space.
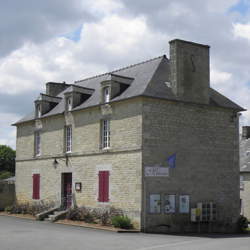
0, 112, 21, 148
233, 22, 250, 40
0, 0, 93, 58
1, 0, 250, 148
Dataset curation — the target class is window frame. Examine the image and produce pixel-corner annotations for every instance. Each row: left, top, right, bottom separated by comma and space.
101, 119, 110, 149
66, 96, 72, 111
103, 86, 110, 103
34, 131, 41, 157
65, 125, 72, 153
36, 103, 41, 118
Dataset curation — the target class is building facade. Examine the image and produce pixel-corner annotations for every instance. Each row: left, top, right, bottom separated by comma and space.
240, 126, 250, 220
14, 39, 243, 232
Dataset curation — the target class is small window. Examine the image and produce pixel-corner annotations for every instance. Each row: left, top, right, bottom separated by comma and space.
66, 97, 72, 111
98, 171, 109, 202
240, 175, 244, 190
101, 120, 110, 149
32, 174, 40, 200
37, 104, 41, 118
34, 131, 41, 156
103, 87, 110, 103
65, 125, 72, 153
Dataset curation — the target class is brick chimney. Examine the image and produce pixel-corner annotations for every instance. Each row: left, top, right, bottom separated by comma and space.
46, 82, 69, 96
169, 39, 210, 104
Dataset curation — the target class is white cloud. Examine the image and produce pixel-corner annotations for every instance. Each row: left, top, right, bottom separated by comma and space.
0, 14, 168, 95
1, 0, 250, 147
233, 22, 250, 40
0, 112, 21, 148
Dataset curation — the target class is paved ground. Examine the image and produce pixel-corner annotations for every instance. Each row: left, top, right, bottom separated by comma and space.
0, 216, 250, 250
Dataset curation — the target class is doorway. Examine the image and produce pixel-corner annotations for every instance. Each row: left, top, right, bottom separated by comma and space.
61, 173, 72, 209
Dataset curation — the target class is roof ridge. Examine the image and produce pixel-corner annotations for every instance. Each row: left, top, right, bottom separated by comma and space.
75, 55, 166, 83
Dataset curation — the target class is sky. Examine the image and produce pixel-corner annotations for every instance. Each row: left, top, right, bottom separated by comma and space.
1, 0, 250, 149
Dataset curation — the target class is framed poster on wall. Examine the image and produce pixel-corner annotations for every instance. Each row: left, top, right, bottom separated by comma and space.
149, 194, 161, 213
179, 195, 190, 213
164, 194, 175, 213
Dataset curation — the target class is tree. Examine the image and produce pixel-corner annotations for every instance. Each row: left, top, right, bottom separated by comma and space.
0, 145, 16, 174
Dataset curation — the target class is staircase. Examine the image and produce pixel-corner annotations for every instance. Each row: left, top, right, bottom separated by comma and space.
44, 209, 68, 222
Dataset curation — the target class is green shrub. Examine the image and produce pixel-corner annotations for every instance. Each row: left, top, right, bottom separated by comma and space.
0, 171, 13, 180
4, 205, 13, 213
4, 202, 55, 215
111, 215, 133, 229
66, 206, 124, 225
237, 215, 249, 233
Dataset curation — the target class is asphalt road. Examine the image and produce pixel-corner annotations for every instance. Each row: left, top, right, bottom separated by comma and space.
0, 216, 250, 250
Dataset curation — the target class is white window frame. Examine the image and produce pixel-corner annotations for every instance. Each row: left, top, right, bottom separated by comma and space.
66, 96, 72, 111
37, 104, 41, 118
34, 131, 41, 156
101, 120, 110, 149
240, 175, 244, 190
103, 87, 110, 103
65, 125, 72, 153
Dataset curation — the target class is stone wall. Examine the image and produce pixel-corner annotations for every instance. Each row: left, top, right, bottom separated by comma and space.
142, 97, 240, 233
15, 98, 143, 227
0, 182, 15, 210
240, 173, 250, 220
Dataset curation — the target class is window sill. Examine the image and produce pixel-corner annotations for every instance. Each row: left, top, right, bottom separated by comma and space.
100, 147, 111, 152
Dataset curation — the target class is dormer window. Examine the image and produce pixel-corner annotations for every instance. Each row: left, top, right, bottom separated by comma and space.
36, 104, 41, 118
66, 96, 72, 111
103, 87, 110, 103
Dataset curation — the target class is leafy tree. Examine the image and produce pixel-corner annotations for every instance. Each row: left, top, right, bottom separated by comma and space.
0, 145, 16, 174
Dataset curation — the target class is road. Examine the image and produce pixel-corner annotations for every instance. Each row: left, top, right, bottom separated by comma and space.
0, 216, 250, 250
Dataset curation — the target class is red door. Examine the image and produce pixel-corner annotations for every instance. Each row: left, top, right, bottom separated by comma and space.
62, 173, 72, 209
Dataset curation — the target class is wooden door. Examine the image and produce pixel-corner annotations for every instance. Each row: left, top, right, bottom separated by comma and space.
62, 173, 72, 209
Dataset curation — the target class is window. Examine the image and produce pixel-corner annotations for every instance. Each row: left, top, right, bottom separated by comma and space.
34, 131, 41, 156
101, 120, 110, 149
32, 174, 40, 200
37, 104, 41, 118
240, 175, 244, 190
103, 87, 110, 103
65, 125, 72, 153
66, 97, 72, 111
98, 171, 109, 202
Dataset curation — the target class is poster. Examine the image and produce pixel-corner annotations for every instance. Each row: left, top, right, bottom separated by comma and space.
149, 194, 161, 213
179, 195, 190, 213
164, 194, 175, 213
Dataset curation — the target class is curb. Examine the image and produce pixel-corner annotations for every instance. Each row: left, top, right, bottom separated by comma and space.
55, 220, 140, 233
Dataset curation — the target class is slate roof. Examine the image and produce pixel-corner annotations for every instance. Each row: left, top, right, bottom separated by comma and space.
14, 55, 244, 125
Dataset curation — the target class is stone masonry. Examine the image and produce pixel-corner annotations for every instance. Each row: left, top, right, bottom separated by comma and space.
14, 39, 243, 233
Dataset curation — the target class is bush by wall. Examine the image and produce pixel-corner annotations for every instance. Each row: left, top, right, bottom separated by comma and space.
66, 206, 124, 226
111, 215, 133, 229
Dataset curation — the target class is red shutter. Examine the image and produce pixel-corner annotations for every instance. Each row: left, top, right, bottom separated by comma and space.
32, 174, 40, 200
98, 171, 109, 202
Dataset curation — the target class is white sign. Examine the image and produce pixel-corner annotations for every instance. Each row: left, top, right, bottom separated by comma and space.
145, 166, 169, 177
164, 194, 175, 213
150, 194, 161, 213
179, 195, 190, 213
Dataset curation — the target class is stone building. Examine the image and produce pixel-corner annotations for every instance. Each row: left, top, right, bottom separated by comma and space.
14, 39, 243, 233
240, 126, 250, 220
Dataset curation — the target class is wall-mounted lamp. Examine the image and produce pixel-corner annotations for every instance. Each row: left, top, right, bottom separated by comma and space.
53, 158, 59, 168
